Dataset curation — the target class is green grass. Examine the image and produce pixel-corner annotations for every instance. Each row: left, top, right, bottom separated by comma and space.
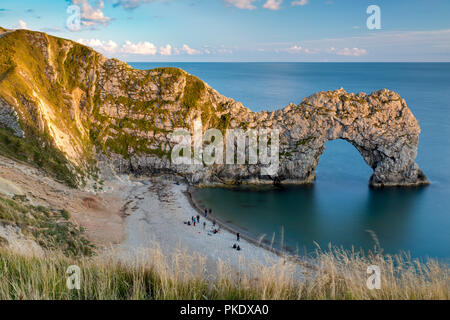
0, 194, 94, 257
296, 137, 315, 147
59, 209, 71, 220
182, 75, 205, 110
0, 127, 79, 188
0, 244, 447, 300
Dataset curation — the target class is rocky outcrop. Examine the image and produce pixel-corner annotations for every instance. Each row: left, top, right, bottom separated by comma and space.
272, 89, 428, 187
108, 88, 428, 187
0, 28, 429, 188
0, 99, 25, 138
0, 224, 44, 258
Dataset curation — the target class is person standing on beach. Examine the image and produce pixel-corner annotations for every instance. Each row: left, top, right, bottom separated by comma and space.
203, 222, 206, 230
204, 209, 208, 217
197, 214, 200, 223
237, 232, 240, 242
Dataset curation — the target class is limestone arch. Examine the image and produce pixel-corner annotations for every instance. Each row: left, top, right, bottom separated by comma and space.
280, 91, 430, 187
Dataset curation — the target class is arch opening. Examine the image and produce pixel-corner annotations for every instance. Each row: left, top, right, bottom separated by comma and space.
315, 139, 373, 185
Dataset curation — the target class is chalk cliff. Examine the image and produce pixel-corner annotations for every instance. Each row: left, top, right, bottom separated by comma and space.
0, 28, 428, 187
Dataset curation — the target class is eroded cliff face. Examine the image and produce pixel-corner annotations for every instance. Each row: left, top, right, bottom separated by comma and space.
0, 28, 428, 187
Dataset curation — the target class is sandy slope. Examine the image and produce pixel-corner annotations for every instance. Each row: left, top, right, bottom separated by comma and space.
0, 155, 304, 276
0, 155, 126, 246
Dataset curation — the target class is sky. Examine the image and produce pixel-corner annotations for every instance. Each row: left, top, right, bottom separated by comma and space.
0, 0, 450, 62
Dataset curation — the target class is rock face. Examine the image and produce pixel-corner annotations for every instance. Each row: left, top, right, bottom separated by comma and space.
0, 28, 429, 188
272, 89, 428, 187
0, 99, 25, 138
110, 88, 428, 187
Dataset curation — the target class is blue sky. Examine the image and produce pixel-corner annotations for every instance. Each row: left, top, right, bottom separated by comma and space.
1, 0, 450, 61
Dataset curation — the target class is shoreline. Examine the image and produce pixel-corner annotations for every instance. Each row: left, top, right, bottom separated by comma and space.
185, 185, 316, 270
115, 175, 308, 276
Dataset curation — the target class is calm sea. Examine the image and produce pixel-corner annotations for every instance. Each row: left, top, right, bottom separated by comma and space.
130, 62, 450, 260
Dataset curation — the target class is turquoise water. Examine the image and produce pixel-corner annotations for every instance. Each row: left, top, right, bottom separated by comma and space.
131, 62, 450, 260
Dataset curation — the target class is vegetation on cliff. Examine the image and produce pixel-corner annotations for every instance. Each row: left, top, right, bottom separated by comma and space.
0, 127, 79, 187
0, 30, 91, 186
0, 194, 94, 257
0, 29, 232, 185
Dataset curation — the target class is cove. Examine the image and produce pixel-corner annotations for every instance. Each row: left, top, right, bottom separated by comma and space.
132, 62, 450, 261
192, 140, 444, 260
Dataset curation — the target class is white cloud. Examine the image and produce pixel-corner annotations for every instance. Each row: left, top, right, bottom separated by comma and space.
113, 0, 164, 9
159, 44, 172, 56
263, 0, 283, 10
335, 47, 368, 57
225, 0, 258, 10
285, 47, 320, 54
217, 48, 233, 54
74, 38, 233, 58
281, 45, 323, 54
71, 0, 111, 28
266, 29, 450, 61
291, 0, 308, 6
279, 44, 364, 56
78, 38, 118, 54
304, 48, 314, 54
182, 44, 201, 55
285, 30, 450, 54
285, 45, 302, 53
121, 40, 157, 55
17, 20, 27, 29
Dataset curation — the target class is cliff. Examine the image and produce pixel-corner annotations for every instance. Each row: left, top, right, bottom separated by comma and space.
0, 28, 428, 187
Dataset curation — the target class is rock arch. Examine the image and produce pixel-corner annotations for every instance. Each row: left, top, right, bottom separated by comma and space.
174, 89, 429, 187
126, 88, 429, 188
273, 89, 429, 187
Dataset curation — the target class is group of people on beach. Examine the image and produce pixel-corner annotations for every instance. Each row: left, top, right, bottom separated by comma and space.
233, 232, 241, 251
184, 207, 242, 251
185, 208, 219, 234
